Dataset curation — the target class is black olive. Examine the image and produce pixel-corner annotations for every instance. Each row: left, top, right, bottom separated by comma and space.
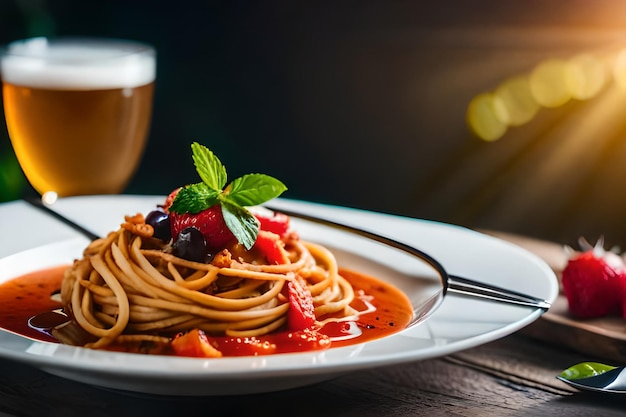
172, 227, 207, 263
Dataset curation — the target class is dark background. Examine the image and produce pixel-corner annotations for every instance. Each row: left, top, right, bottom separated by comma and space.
3, 0, 626, 248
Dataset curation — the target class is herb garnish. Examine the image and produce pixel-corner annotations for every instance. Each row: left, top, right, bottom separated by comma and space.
169, 142, 287, 249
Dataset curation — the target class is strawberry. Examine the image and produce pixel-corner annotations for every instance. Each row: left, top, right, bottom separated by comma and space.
561, 245, 625, 318
285, 275, 316, 331
169, 205, 235, 250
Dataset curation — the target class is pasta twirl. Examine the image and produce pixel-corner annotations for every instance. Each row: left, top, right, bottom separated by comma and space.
61, 225, 357, 350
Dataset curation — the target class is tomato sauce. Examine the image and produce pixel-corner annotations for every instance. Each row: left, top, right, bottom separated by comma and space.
0, 266, 414, 355
330, 268, 413, 348
0, 265, 65, 342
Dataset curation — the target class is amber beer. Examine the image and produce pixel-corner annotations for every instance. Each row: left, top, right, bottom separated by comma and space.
1, 38, 156, 197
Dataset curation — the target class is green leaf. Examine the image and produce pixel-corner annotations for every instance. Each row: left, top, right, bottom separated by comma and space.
191, 142, 227, 191
558, 362, 617, 381
169, 182, 220, 214
227, 174, 287, 207
221, 200, 260, 250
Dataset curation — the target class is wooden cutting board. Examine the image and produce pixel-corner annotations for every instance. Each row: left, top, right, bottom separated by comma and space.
482, 230, 626, 364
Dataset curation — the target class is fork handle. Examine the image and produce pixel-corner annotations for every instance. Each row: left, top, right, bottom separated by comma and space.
447, 274, 551, 310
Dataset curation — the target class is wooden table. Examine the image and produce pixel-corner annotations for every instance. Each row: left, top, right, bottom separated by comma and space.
0, 231, 623, 417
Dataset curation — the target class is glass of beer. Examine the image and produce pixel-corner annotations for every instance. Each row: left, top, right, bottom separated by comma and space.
1, 37, 156, 200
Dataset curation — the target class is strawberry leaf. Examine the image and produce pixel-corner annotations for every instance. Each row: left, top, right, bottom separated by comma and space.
227, 174, 287, 207
191, 142, 227, 191
221, 200, 259, 250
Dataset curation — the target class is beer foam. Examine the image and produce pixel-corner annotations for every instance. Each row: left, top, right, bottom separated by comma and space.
1, 38, 155, 89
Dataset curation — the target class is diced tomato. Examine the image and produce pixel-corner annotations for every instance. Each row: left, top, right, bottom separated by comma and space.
285, 276, 316, 331
255, 211, 290, 237
254, 230, 289, 264
171, 329, 223, 358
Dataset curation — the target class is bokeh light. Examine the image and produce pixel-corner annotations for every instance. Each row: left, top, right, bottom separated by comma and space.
529, 59, 572, 108
566, 53, 607, 100
468, 51, 615, 142
493, 76, 540, 127
466, 93, 508, 141
612, 48, 626, 90
41, 191, 58, 205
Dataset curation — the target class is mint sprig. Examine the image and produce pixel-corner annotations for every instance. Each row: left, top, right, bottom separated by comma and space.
169, 142, 287, 249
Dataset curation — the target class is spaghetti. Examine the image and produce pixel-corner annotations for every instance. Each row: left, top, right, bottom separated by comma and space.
60, 214, 358, 352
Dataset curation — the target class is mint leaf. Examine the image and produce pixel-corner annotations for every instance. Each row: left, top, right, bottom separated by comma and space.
221, 200, 259, 250
227, 174, 287, 207
191, 142, 227, 191
169, 182, 220, 214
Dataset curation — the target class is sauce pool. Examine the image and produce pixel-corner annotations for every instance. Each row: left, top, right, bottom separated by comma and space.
0, 266, 414, 355
0, 265, 66, 342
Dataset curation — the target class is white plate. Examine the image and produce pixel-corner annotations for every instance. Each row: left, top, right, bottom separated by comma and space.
0, 196, 559, 396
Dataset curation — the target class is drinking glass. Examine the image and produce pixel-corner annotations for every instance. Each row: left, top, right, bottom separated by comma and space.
1, 37, 156, 202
